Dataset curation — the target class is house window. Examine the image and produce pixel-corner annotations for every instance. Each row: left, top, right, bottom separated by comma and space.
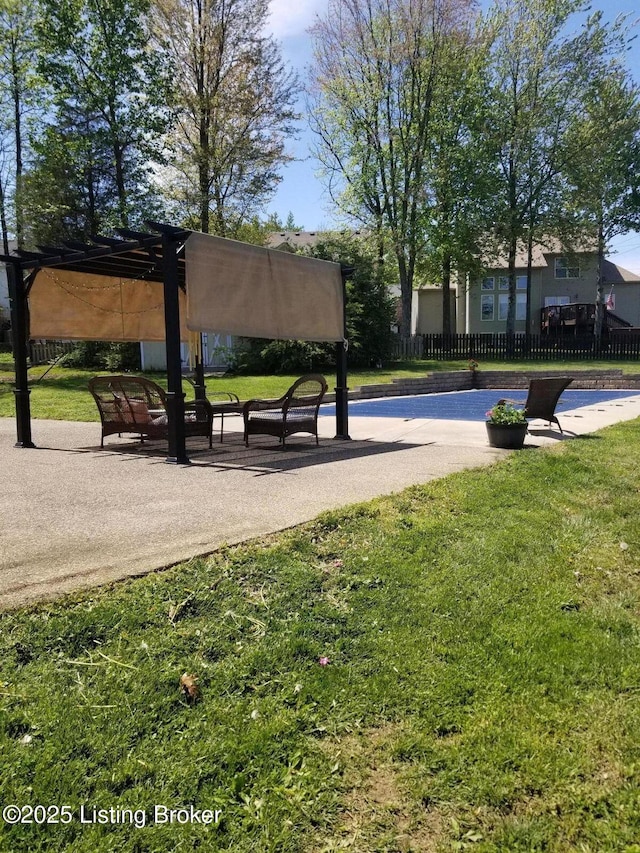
497, 275, 527, 290
555, 257, 580, 278
498, 293, 527, 321
481, 294, 494, 320
481, 277, 494, 290
498, 294, 509, 320
544, 296, 571, 307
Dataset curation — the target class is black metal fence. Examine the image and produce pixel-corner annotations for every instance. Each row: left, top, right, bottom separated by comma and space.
392, 332, 640, 361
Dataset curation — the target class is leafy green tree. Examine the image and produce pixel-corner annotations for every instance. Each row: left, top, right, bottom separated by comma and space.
480, 0, 597, 336
230, 211, 307, 247
305, 233, 396, 367
564, 65, 640, 339
152, 0, 300, 237
419, 19, 497, 333
22, 120, 115, 245
0, 0, 39, 249
285, 212, 304, 231
310, 0, 477, 338
30, 0, 170, 239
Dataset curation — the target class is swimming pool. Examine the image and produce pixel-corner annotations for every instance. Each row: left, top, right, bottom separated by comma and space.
321, 389, 636, 422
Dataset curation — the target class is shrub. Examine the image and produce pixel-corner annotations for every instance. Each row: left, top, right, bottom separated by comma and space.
62, 341, 141, 371
231, 339, 333, 375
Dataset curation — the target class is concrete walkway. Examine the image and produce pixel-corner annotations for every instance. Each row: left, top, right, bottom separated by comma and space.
2, 391, 640, 611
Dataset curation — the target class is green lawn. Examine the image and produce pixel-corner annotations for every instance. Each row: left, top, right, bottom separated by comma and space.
1, 422, 639, 851
1, 357, 640, 422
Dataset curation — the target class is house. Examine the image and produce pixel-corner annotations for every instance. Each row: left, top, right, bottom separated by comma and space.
456, 240, 640, 335
139, 334, 234, 372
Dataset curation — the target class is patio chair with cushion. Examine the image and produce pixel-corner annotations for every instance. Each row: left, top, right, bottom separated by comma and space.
243, 374, 328, 447
89, 375, 213, 447
498, 376, 573, 432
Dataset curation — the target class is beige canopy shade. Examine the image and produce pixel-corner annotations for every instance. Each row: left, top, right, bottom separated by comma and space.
185, 231, 345, 342
29, 267, 188, 342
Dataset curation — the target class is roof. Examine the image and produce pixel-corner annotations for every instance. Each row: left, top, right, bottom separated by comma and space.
266, 231, 324, 250
482, 249, 640, 281
482, 236, 599, 270
602, 260, 640, 283
0, 223, 189, 287
265, 229, 365, 251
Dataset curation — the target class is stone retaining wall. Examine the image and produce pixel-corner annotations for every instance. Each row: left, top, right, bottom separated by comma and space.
347, 369, 640, 401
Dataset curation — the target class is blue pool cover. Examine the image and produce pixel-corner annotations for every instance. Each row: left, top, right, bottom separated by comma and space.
321, 389, 634, 422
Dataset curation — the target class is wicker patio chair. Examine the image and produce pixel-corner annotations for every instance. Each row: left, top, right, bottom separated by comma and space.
243, 374, 328, 447
89, 375, 213, 447
498, 376, 573, 432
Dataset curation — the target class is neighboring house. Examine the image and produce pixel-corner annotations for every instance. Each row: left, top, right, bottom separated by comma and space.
140, 334, 234, 373
273, 233, 640, 336
266, 230, 329, 252
0, 264, 9, 315
458, 240, 640, 335
413, 286, 457, 334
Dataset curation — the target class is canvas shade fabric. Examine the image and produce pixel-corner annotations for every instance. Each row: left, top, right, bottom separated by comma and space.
28, 267, 188, 342
185, 231, 345, 342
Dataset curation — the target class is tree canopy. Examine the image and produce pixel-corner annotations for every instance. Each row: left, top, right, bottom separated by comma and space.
152, 0, 300, 237
308, 0, 640, 337
0, 0, 638, 351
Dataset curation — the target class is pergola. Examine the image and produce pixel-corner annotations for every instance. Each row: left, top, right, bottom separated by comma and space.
3, 222, 350, 463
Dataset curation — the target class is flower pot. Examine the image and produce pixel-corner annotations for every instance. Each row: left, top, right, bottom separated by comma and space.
485, 421, 527, 449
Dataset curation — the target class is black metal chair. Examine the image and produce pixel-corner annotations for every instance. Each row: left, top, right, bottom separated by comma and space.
498, 376, 573, 432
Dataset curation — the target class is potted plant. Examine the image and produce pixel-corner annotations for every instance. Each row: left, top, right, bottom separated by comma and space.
468, 358, 479, 388
485, 402, 528, 449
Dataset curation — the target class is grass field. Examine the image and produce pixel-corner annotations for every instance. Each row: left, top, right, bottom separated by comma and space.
1, 420, 639, 851
1, 356, 640, 422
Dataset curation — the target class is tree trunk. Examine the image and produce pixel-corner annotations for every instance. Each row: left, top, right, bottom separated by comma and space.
106, 95, 129, 227
198, 99, 210, 233
0, 175, 9, 255
593, 218, 605, 341
396, 250, 412, 339
11, 46, 23, 249
505, 235, 517, 337
113, 142, 128, 227
525, 228, 534, 354
86, 160, 99, 237
442, 252, 452, 335
199, 162, 210, 234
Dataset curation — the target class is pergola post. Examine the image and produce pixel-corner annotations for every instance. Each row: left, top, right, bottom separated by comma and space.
7, 260, 35, 448
334, 265, 352, 441
162, 232, 189, 464
193, 336, 207, 400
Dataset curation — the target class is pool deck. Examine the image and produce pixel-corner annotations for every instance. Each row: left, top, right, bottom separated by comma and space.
2, 391, 640, 611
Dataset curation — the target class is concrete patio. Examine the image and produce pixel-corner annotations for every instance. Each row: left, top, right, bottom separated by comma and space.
2, 390, 640, 611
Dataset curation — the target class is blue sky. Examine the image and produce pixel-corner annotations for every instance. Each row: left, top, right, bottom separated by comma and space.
265, 0, 640, 274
